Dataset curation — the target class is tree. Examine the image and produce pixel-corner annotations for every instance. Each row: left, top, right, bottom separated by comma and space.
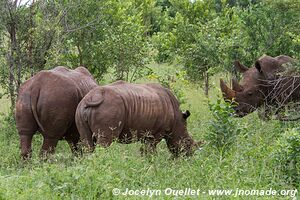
0, 0, 32, 113
0, 0, 64, 113
55, 0, 150, 81
239, 1, 300, 59
152, 0, 221, 96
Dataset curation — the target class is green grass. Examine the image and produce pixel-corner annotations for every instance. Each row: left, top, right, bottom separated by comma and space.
0, 63, 299, 199
0, 94, 10, 115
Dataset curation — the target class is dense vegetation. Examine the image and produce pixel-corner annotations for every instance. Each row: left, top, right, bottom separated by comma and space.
0, 0, 299, 199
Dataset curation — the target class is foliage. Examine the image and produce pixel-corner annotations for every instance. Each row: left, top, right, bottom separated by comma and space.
0, 0, 154, 112
46, 0, 151, 82
1, 0, 300, 109
206, 97, 247, 153
274, 128, 300, 187
151, 0, 300, 91
0, 0, 67, 113
152, 31, 177, 63
147, 68, 187, 104
237, 1, 300, 63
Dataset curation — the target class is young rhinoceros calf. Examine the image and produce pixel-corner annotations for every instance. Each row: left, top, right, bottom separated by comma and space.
75, 81, 201, 157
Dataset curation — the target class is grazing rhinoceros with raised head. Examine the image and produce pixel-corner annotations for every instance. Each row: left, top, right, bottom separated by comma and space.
75, 81, 202, 157
220, 55, 294, 117
15, 66, 98, 159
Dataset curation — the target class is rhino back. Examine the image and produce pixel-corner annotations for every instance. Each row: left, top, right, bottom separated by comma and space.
50, 67, 98, 98
104, 83, 177, 131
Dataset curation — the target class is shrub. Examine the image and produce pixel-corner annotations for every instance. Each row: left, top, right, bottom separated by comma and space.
147, 69, 187, 104
152, 32, 177, 63
206, 97, 247, 153
274, 128, 300, 187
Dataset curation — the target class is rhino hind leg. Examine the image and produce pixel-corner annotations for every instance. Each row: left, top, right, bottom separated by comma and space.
40, 137, 59, 157
90, 121, 124, 148
65, 124, 82, 155
20, 134, 34, 159
93, 128, 119, 148
16, 102, 38, 159
66, 137, 81, 155
90, 115, 124, 148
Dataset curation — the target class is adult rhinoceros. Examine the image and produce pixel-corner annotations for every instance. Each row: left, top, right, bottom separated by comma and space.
75, 81, 202, 157
15, 66, 98, 159
220, 55, 293, 117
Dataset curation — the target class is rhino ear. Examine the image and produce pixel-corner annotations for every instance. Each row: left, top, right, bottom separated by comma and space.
182, 110, 191, 119
255, 60, 262, 73
234, 60, 248, 73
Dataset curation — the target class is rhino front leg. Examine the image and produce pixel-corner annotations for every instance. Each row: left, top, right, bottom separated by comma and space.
165, 137, 179, 158
20, 134, 33, 159
165, 136, 195, 157
140, 138, 158, 156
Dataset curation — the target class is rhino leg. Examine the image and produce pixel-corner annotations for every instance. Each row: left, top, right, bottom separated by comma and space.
165, 137, 179, 157
66, 137, 81, 155
40, 137, 59, 157
91, 119, 124, 148
94, 128, 117, 148
140, 139, 158, 156
165, 136, 195, 157
20, 134, 33, 159
16, 100, 37, 159
65, 124, 81, 155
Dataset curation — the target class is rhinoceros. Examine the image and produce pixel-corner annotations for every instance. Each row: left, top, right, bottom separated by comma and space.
15, 66, 98, 159
220, 55, 293, 117
75, 81, 202, 157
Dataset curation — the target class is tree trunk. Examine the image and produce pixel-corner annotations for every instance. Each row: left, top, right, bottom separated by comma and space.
28, 0, 35, 77
204, 71, 209, 97
8, 24, 16, 114
8, 55, 16, 114
7, 0, 19, 113
77, 41, 83, 66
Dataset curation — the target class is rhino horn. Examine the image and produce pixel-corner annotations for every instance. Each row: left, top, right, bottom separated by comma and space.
220, 79, 236, 100
232, 78, 243, 92
234, 60, 248, 73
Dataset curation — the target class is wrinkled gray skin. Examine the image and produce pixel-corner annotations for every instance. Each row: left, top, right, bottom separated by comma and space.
220, 55, 293, 117
75, 81, 203, 157
15, 66, 98, 159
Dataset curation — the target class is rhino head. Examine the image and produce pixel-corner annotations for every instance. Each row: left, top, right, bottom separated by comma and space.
220, 55, 293, 117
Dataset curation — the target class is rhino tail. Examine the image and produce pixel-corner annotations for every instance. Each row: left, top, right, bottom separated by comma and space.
75, 104, 94, 150
84, 91, 105, 108
30, 87, 45, 132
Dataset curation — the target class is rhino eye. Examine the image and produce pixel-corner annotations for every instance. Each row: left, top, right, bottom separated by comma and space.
248, 91, 253, 96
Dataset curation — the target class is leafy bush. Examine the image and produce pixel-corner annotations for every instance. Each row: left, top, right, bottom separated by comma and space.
206, 97, 247, 153
274, 128, 300, 187
152, 31, 177, 63
147, 69, 187, 104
